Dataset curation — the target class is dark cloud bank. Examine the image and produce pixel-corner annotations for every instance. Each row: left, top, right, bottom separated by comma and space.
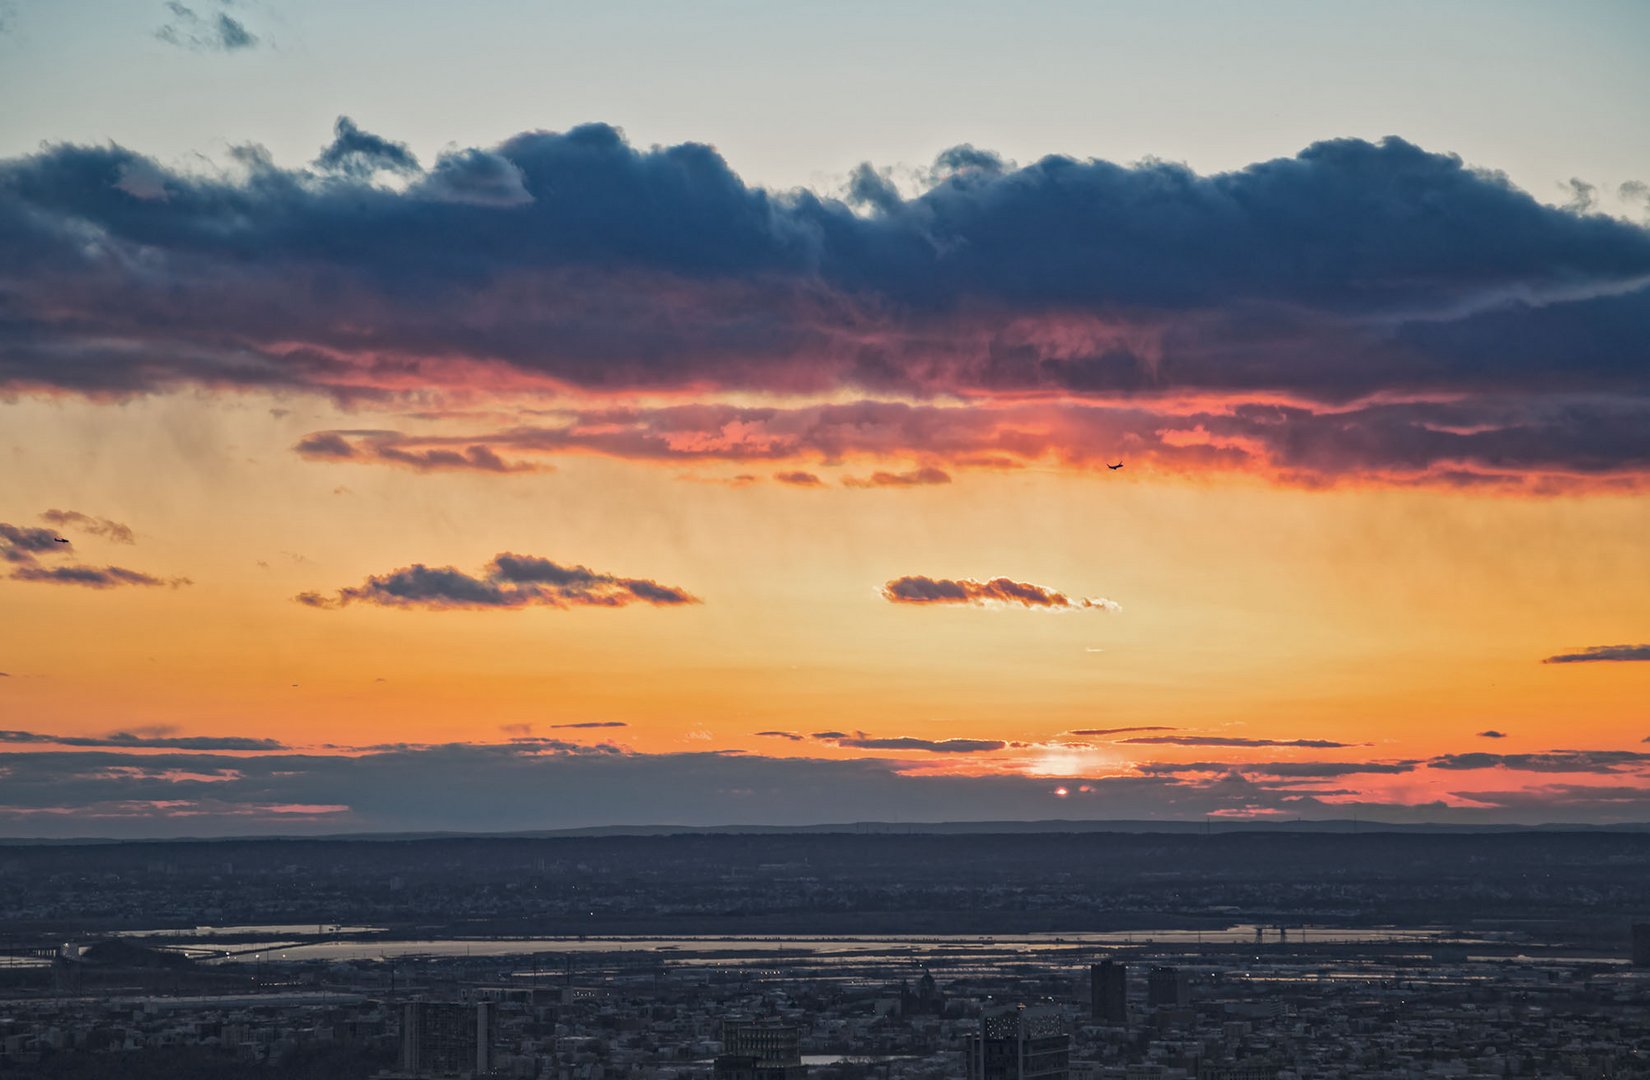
2, 737, 1648, 838
4, 122, 1650, 487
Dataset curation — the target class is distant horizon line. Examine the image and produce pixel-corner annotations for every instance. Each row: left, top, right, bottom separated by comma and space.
6, 816, 1650, 845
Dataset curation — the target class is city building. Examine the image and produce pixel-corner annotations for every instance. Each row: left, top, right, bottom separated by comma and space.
397, 1000, 494, 1078
1633, 923, 1650, 967
714, 1019, 808, 1080
965, 1004, 1070, 1080
900, 971, 947, 1017
1090, 961, 1127, 1024
1146, 967, 1189, 1009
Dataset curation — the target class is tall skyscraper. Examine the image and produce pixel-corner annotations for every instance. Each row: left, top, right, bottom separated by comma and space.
1090, 961, 1127, 1024
399, 1001, 494, 1078
965, 1004, 1070, 1080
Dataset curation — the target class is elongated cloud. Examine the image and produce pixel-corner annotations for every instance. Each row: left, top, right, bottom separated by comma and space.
831, 736, 1007, 754
1068, 726, 1177, 737
1137, 760, 1419, 777
1542, 644, 1650, 664
803, 729, 1008, 753
292, 390, 1650, 491
293, 431, 538, 474
6, 124, 1650, 488
297, 552, 699, 611
0, 728, 285, 751
1450, 784, 1650, 811
1428, 750, 1650, 773
10, 565, 181, 589
1121, 736, 1355, 748
882, 575, 1120, 611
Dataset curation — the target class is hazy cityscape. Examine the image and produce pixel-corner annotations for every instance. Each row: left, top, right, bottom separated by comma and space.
3, 830, 1649, 1078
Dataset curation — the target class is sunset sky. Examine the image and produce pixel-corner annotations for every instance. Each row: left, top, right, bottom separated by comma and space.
3, 0, 1650, 836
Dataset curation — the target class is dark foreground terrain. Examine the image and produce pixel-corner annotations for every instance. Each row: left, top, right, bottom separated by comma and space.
4, 828, 1649, 944
4, 830, 1650, 1078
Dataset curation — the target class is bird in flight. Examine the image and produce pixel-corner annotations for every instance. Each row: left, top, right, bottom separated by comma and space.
1107, 462, 1124, 470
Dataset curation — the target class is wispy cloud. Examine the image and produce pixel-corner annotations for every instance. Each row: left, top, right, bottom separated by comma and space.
842, 467, 951, 488
39, 510, 135, 544
154, 1, 259, 52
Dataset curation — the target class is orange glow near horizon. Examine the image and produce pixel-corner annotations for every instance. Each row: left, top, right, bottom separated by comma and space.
2, 389, 1649, 826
